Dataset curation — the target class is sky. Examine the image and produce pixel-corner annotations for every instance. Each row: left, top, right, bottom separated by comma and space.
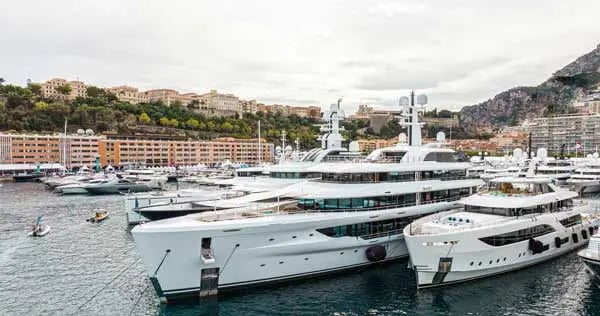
1, 0, 599, 113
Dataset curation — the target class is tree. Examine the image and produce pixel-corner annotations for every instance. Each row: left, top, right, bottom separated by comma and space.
169, 118, 179, 127
186, 118, 199, 129
139, 112, 152, 124
34, 101, 49, 110
55, 84, 72, 97
28, 83, 42, 96
171, 100, 183, 108
221, 122, 234, 132
86, 86, 103, 98
0, 78, 4, 85
159, 117, 170, 126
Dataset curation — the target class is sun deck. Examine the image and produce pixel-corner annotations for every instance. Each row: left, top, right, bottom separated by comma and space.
409, 210, 512, 235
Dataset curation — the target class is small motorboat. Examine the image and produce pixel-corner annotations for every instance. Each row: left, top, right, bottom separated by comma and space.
86, 210, 109, 223
29, 216, 50, 237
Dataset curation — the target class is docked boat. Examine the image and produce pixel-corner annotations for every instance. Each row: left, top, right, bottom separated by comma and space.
578, 232, 600, 279
132, 94, 485, 302
84, 179, 151, 195
87, 210, 109, 223
13, 172, 45, 182
566, 161, 600, 193
404, 176, 599, 288
535, 158, 577, 185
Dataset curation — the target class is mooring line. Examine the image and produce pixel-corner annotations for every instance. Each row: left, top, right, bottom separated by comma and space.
72, 257, 141, 315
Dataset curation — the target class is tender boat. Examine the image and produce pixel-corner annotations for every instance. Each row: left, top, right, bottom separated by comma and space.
29, 217, 51, 237
87, 210, 110, 223
404, 176, 599, 288
578, 232, 600, 279
14, 172, 45, 182
85, 179, 151, 195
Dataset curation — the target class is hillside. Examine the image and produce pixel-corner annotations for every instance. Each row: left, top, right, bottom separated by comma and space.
0, 82, 321, 147
460, 44, 600, 129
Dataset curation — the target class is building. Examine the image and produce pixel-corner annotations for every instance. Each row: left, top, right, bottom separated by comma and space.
198, 90, 241, 116
0, 133, 101, 169
143, 89, 180, 106
98, 137, 273, 166
41, 78, 87, 100
421, 117, 459, 128
286, 106, 321, 119
107, 86, 149, 104
528, 113, 600, 154
356, 138, 398, 152
350, 104, 374, 119
488, 131, 527, 154
240, 100, 258, 114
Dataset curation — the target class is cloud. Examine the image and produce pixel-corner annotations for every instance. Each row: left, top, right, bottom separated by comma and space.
0, 0, 599, 114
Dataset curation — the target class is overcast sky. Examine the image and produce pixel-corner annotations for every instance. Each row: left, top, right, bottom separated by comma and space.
1, 0, 599, 113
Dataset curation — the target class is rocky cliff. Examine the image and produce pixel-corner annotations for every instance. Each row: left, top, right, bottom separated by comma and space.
460, 44, 600, 129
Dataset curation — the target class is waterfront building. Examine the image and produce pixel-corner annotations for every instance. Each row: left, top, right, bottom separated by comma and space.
41, 78, 87, 100
98, 137, 273, 167
0, 133, 101, 169
527, 113, 600, 154
107, 86, 149, 104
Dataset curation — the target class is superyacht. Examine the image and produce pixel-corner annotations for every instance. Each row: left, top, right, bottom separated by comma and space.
132, 93, 484, 302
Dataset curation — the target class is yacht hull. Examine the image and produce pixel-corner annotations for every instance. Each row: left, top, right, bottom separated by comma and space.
133, 203, 453, 303
59, 187, 89, 195
85, 184, 151, 195
406, 216, 596, 288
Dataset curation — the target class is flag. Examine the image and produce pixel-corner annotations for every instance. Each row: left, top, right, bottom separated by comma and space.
576, 141, 582, 149
36, 216, 42, 225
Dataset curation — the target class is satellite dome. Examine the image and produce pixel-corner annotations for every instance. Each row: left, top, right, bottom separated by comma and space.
399, 96, 409, 106
436, 132, 446, 143
416, 94, 428, 105
349, 141, 359, 152
77, 129, 85, 135
285, 145, 293, 153
513, 148, 523, 159
85, 129, 94, 135
587, 154, 593, 159
275, 145, 282, 153
594, 152, 599, 159
398, 133, 408, 143
537, 148, 547, 160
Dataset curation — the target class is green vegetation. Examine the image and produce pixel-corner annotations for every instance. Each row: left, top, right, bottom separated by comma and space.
0, 81, 323, 147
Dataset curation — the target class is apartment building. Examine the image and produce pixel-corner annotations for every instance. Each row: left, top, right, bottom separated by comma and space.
0, 133, 100, 168
107, 86, 149, 104
356, 138, 397, 152
143, 89, 180, 106
198, 90, 241, 116
41, 78, 87, 100
528, 113, 600, 154
98, 137, 273, 166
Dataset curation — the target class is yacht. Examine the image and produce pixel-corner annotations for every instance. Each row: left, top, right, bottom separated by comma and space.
534, 158, 577, 185
578, 232, 600, 279
404, 176, 599, 288
121, 169, 168, 189
56, 176, 116, 194
566, 161, 600, 193
132, 94, 485, 302
84, 179, 151, 195
479, 166, 527, 182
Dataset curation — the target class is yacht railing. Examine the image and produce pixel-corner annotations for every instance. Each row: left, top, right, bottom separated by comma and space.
360, 228, 405, 240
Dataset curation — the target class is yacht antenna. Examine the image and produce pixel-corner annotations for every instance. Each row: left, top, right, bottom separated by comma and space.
398, 91, 427, 146
318, 98, 345, 149
280, 130, 286, 164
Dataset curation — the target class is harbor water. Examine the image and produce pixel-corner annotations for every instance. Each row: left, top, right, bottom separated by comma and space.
2, 182, 600, 316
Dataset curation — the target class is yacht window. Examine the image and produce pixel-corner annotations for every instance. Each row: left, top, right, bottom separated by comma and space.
316, 215, 423, 239
559, 214, 582, 228
479, 224, 555, 247
423, 152, 457, 162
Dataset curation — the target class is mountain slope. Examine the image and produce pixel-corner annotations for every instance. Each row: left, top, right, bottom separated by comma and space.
460, 44, 600, 129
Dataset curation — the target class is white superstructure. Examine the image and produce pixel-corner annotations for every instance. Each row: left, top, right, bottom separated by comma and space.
567, 161, 600, 193
578, 232, 600, 279
404, 177, 599, 288
132, 93, 484, 302
534, 158, 577, 185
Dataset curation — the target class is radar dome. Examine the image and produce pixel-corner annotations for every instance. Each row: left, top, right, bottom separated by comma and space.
513, 148, 523, 159
436, 132, 446, 143
285, 145, 293, 153
85, 129, 94, 135
417, 94, 428, 105
537, 148, 547, 160
587, 154, 593, 159
349, 141, 359, 152
594, 152, 599, 159
77, 129, 85, 135
399, 96, 409, 106
398, 133, 407, 143
275, 145, 282, 153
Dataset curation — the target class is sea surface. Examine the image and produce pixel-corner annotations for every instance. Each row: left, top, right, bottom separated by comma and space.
2, 182, 600, 316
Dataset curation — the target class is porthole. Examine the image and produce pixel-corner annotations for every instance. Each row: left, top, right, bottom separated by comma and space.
260, 264, 265, 267
496, 259, 499, 263
354, 249, 358, 253
269, 238, 275, 242
309, 233, 314, 237
279, 261, 284, 264
470, 261, 474, 266
478, 262, 482, 266
304, 258, 309, 261
518, 253, 521, 257
292, 236, 297, 239
340, 252, 344, 255
503, 257, 506, 261
489, 260, 492, 265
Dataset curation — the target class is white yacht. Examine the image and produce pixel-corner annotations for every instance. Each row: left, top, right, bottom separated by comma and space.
121, 169, 168, 189
479, 166, 527, 182
404, 176, 599, 288
534, 158, 577, 185
56, 176, 116, 194
132, 93, 484, 302
567, 161, 600, 193
578, 232, 600, 279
